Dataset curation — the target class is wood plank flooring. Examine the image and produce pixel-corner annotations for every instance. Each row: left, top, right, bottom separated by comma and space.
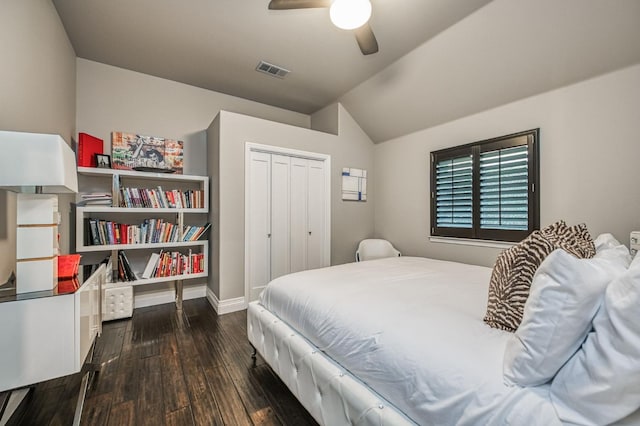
5, 298, 318, 425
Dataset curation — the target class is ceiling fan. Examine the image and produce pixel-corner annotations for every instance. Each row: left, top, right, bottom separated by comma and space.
268, 0, 379, 55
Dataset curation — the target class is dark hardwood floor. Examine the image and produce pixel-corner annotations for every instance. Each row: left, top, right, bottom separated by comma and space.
5, 298, 318, 425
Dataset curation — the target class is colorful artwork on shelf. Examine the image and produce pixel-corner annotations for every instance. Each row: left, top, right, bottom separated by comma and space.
111, 132, 184, 174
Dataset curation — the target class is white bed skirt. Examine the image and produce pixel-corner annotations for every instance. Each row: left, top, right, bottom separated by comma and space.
247, 301, 416, 426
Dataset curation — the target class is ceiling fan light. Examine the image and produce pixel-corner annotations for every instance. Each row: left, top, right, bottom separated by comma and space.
330, 0, 372, 30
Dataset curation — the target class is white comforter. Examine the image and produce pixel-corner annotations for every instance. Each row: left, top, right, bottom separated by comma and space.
259, 256, 562, 426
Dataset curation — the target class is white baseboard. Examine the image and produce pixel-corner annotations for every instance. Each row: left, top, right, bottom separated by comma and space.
134, 283, 207, 309
206, 287, 246, 315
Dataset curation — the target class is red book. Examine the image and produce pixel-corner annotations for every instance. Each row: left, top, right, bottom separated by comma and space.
78, 132, 103, 167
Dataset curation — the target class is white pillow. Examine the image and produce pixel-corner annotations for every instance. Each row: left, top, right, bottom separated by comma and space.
503, 247, 628, 387
550, 258, 640, 425
594, 233, 622, 252
594, 233, 635, 268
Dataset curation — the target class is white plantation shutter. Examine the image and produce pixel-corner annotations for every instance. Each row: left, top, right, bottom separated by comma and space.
435, 155, 472, 228
479, 145, 529, 231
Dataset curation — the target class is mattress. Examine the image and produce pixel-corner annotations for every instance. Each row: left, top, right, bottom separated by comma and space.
258, 256, 562, 425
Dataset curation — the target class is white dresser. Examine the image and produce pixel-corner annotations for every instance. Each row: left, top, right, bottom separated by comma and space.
0, 264, 103, 393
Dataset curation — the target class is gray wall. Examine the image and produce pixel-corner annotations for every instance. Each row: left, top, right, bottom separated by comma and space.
0, 0, 76, 282
211, 105, 374, 301
75, 59, 313, 301
76, 59, 311, 176
373, 65, 640, 268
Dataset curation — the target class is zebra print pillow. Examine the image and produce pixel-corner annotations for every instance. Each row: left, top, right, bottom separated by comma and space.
543, 222, 596, 259
484, 221, 596, 332
484, 230, 556, 332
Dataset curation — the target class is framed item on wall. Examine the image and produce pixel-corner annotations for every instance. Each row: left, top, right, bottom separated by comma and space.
111, 132, 184, 174
342, 167, 367, 201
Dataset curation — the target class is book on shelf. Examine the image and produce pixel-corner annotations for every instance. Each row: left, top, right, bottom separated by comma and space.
141, 252, 161, 279
112, 174, 121, 207
140, 250, 204, 279
192, 222, 211, 240
120, 251, 138, 280
85, 218, 100, 245
117, 250, 137, 282
117, 186, 204, 209
182, 223, 211, 241
77, 132, 103, 167
85, 217, 198, 246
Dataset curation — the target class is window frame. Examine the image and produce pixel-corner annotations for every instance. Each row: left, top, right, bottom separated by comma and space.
430, 129, 540, 243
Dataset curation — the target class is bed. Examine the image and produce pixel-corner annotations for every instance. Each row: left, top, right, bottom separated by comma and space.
247, 249, 640, 425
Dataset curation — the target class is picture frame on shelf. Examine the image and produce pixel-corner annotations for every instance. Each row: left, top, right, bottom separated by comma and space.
95, 154, 112, 169
111, 132, 184, 174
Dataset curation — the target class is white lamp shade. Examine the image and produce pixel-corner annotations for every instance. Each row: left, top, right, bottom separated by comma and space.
330, 0, 372, 30
0, 131, 78, 193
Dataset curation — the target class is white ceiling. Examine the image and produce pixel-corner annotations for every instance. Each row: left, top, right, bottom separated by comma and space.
52, 0, 640, 143
52, 0, 491, 115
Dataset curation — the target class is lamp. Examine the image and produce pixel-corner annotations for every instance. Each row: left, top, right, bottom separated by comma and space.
330, 0, 372, 30
0, 131, 78, 294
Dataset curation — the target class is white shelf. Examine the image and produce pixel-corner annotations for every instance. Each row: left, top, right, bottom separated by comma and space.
77, 240, 207, 253
78, 206, 207, 214
115, 272, 208, 287
77, 166, 208, 184
75, 164, 210, 307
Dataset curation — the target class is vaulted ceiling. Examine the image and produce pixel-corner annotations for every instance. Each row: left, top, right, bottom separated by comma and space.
53, 0, 640, 143
52, 0, 490, 114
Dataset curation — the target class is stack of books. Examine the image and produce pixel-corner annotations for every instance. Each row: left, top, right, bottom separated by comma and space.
77, 192, 113, 206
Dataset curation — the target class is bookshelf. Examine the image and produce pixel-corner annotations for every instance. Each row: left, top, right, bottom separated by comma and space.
75, 167, 210, 308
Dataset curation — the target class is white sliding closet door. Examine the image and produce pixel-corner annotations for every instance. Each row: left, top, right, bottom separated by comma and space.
307, 159, 326, 270
290, 157, 308, 273
270, 155, 291, 280
248, 151, 271, 301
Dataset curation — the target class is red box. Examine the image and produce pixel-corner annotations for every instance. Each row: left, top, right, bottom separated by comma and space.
78, 132, 103, 167
57, 254, 81, 278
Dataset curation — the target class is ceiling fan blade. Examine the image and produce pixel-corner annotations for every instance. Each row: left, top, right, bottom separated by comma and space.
268, 0, 331, 10
354, 23, 379, 55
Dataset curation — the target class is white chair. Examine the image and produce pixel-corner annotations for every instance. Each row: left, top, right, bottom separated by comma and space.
355, 239, 401, 262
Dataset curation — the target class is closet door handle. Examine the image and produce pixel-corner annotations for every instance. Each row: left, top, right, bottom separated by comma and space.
267, 233, 271, 238
308, 231, 312, 235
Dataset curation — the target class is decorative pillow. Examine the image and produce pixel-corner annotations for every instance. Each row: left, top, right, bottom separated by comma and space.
503, 247, 628, 386
484, 230, 556, 332
542, 222, 596, 259
550, 259, 640, 425
484, 221, 596, 332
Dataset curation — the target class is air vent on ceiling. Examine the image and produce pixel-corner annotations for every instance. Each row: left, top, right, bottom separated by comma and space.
256, 60, 290, 79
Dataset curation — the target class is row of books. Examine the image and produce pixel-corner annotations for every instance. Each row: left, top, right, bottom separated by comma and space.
84, 218, 210, 246
141, 250, 205, 279
118, 186, 204, 209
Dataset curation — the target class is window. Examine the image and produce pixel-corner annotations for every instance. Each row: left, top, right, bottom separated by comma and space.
430, 129, 539, 242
